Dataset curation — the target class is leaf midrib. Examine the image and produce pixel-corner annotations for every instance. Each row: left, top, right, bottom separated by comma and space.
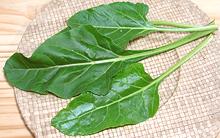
61, 78, 159, 123
91, 25, 152, 30
9, 50, 155, 71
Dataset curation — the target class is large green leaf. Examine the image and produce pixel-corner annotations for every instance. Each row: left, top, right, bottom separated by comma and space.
4, 25, 125, 98
68, 2, 217, 49
51, 63, 159, 135
51, 34, 213, 136
68, 2, 151, 48
4, 25, 213, 99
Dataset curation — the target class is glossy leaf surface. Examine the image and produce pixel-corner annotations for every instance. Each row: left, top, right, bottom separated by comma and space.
51, 63, 159, 135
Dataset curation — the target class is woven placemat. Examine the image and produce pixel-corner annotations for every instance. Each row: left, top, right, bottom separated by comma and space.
14, 0, 220, 137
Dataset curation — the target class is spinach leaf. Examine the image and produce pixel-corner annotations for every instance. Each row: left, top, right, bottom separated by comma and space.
68, 2, 217, 48
51, 34, 213, 135
68, 2, 151, 48
4, 25, 213, 99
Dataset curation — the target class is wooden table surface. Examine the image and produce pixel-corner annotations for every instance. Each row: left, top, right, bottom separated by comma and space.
0, 0, 219, 138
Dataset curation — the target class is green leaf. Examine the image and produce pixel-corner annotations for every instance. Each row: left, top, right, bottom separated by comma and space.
51, 34, 213, 136
3, 25, 213, 99
68, 2, 217, 49
68, 2, 151, 48
51, 63, 159, 135
4, 25, 125, 98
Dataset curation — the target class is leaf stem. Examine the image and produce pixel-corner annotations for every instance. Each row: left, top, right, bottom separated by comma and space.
92, 24, 217, 33
155, 34, 213, 83
151, 20, 195, 28
91, 24, 218, 32
124, 29, 214, 60
152, 24, 217, 32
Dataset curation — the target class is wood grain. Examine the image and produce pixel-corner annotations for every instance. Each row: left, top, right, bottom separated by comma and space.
0, 1, 51, 137
0, 0, 219, 137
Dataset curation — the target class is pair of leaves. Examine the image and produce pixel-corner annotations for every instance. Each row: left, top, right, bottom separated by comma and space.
4, 25, 213, 98
51, 63, 159, 135
4, 2, 152, 98
4, 2, 216, 98
51, 34, 214, 135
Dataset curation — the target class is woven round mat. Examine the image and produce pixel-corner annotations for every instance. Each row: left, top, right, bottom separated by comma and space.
14, 0, 220, 137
